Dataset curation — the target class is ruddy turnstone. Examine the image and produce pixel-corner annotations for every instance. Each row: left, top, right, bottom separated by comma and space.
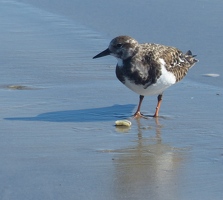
93, 36, 198, 118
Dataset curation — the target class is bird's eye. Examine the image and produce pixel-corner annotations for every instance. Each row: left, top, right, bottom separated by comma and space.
116, 43, 123, 48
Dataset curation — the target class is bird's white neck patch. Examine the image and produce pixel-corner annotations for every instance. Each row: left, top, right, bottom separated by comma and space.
117, 58, 124, 67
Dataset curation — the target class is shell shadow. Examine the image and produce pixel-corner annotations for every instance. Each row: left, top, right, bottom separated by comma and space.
4, 104, 136, 123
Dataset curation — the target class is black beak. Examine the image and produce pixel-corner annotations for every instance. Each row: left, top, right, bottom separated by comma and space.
93, 48, 111, 59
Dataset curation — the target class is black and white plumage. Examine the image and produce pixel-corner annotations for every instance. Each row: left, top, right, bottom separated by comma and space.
93, 36, 198, 117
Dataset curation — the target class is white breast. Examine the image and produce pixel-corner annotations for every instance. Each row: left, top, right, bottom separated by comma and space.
123, 59, 176, 96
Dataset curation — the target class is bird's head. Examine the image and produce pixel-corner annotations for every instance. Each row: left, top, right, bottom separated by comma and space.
93, 36, 139, 60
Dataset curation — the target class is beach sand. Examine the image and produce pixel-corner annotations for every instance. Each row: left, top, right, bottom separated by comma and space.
0, 0, 223, 199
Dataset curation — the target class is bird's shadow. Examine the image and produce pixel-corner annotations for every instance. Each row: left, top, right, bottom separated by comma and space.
4, 104, 136, 123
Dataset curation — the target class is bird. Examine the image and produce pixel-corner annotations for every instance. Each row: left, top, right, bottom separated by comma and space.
93, 36, 198, 118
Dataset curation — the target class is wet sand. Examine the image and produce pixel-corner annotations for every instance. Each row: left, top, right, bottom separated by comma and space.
0, 0, 223, 199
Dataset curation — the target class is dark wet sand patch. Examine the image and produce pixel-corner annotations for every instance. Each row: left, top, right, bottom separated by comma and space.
0, 85, 40, 90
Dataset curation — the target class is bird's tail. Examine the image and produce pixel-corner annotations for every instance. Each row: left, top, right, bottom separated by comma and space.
185, 50, 199, 66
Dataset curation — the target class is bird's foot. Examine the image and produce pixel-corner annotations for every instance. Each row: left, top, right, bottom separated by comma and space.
133, 111, 148, 119
153, 113, 159, 118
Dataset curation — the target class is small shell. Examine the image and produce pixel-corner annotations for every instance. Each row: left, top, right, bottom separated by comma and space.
115, 120, 132, 127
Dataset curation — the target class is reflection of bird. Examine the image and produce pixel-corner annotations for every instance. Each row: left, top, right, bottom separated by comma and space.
93, 36, 198, 117
111, 118, 183, 200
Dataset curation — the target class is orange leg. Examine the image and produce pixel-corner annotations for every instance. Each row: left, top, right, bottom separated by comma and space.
153, 94, 162, 117
133, 95, 144, 118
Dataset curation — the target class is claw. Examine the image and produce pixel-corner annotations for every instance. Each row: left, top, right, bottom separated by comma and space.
133, 111, 148, 119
